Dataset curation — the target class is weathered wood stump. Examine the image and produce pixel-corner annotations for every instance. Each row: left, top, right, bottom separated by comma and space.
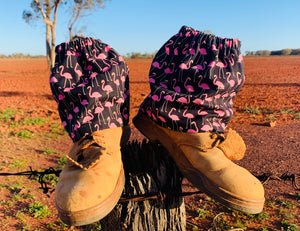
100, 139, 186, 231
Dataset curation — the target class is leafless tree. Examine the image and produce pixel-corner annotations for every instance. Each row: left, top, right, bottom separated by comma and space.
23, 0, 63, 70
68, 0, 107, 41
23, 0, 108, 70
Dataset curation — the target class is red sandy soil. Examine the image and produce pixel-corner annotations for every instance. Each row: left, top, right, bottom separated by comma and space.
0, 56, 299, 230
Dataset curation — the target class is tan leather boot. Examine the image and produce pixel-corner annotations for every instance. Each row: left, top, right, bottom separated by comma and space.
55, 126, 130, 226
133, 112, 264, 214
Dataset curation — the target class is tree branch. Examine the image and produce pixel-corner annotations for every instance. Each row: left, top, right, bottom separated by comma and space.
34, 0, 53, 26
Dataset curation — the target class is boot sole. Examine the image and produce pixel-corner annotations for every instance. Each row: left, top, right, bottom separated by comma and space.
55, 167, 125, 226
133, 111, 264, 214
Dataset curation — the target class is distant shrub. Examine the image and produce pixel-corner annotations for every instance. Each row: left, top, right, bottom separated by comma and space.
281, 49, 292, 55
0, 53, 46, 58
125, 52, 156, 59
255, 50, 271, 56
291, 49, 300, 55
270, 50, 282, 56
246, 48, 300, 56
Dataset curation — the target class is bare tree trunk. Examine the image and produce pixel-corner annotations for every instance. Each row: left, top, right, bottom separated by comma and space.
46, 24, 52, 70
69, 28, 73, 42
50, 25, 56, 70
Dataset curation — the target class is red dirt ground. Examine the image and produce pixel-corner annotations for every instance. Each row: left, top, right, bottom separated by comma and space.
0, 56, 299, 230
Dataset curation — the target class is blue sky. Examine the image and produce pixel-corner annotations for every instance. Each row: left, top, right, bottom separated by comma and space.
0, 0, 299, 56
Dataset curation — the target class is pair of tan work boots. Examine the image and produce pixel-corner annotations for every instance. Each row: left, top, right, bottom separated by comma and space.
55, 112, 265, 226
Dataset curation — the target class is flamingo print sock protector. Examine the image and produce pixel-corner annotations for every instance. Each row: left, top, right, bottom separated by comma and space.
139, 26, 245, 133
50, 37, 129, 142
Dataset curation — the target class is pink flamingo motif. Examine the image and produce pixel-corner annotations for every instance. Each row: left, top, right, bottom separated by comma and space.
74, 63, 83, 78
152, 61, 167, 69
112, 73, 121, 96
107, 117, 117, 128
179, 60, 193, 70
50, 76, 58, 83
115, 97, 125, 116
174, 47, 178, 55
66, 110, 73, 121
192, 61, 207, 71
193, 98, 204, 107
95, 102, 105, 124
89, 72, 99, 87
199, 48, 207, 55
208, 61, 216, 68
86, 38, 93, 46
156, 108, 166, 123
189, 47, 195, 55
59, 65, 73, 88
183, 107, 195, 129
102, 60, 111, 77
229, 53, 235, 66
152, 90, 164, 102
82, 110, 94, 124
149, 73, 156, 83
172, 79, 181, 92
216, 57, 228, 77
237, 72, 243, 85
160, 80, 168, 88
113, 111, 123, 125
101, 79, 113, 100
70, 102, 79, 113
78, 78, 89, 94
122, 107, 129, 120
94, 124, 100, 131
110, 59, 121, 76
58, 87, 65, 101
165, 40, 174, 55
226, 72, 235, 88
177, 95, 190, 104
211, 44, 218, 51
105, 45, 112, 53
162, 93, 177, 112
177, 95, 190, 112
182, 44, 189, 54
164, 63, 175, 74
213, 75, 225, 89
104, 97, 115, 119
85, 65, 92, 71
92, 49, 107, 60
237, 54, 243, 63
66, 50, 76, 67
226, 39, 232, 48
189, 41, 196, 55
203, 94, 214, 107
120, 69, 127, 83
214, 107, 225, 117
78, 93, 88, 106
74, 120, 81, 131
63, 83, 75, 92
87, 86, 102, 102
197, 75, 210, 90
200, 120, 213, 132
184, 77, 194, 93
168, 108, 180, 130
198, 107, 208, 116
179, 61, 193, 82
187, 121, 199, 133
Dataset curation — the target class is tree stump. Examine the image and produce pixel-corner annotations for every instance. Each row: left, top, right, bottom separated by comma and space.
100, 139, 186, 231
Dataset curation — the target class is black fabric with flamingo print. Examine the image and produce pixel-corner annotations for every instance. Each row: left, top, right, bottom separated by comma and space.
50, 37, 129, 142
139, 26, 245, 133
